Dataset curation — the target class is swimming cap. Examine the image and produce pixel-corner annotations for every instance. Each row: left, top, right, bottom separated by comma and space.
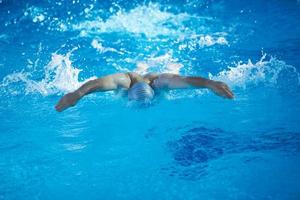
128, 82, 154, 101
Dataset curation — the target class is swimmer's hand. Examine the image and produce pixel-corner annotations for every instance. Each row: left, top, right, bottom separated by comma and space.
208, 81, 234, 99
55, 92, 81, 112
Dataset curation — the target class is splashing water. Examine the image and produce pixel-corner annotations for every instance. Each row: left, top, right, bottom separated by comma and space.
91, 39, 120, 54
1, 50, 95, 96
1, 52, 299, 97
135, 51, 184, 74
24, 6, 47, 23
209, 54, 300, 89
73, 3, 192, 38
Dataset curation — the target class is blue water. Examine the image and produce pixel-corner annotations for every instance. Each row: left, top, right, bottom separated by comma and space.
1, 0, 300, 199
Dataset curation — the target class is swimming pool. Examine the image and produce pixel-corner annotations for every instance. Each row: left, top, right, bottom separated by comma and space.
0, 0, 300, 199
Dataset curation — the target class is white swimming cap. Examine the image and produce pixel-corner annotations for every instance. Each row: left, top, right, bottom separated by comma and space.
128, 82, 154, 101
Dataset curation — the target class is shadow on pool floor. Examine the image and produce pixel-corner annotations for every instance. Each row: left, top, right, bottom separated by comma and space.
162, 126, 300, 180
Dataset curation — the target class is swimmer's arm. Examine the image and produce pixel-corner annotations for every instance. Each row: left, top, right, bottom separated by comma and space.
157, 73, 234, 99
55, 73, 131, 112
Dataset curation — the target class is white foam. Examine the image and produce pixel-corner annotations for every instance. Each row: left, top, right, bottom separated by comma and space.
33, 14, 45, 23
91, 39, 120, 54
178, 33, 228, 51
1, 50, 96, 96
209, 54, 300, 88
73, 3, 193, 38
70, 3, 229, 55
134, 51, 183, 74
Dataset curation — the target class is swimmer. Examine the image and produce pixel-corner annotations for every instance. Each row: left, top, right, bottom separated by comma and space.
55, 72, 234, 112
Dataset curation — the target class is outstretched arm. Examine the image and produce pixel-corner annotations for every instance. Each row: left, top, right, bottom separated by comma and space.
153, 73, 234, 99
55, 73, 131, 112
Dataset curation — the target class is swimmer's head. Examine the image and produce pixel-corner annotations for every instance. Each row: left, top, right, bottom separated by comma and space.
128, 82, 154, 101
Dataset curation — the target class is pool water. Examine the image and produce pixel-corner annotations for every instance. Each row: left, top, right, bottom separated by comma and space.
0, 0, 300, 199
